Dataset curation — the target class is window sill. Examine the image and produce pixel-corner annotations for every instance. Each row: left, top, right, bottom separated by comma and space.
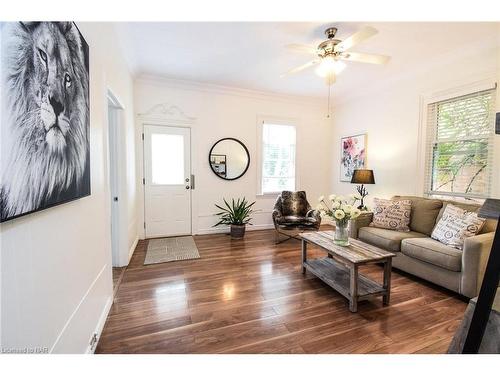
427, 192, 487, 204
256, 192, 281, 198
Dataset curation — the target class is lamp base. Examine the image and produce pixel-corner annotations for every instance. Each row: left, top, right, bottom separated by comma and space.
357, 195, 367, 211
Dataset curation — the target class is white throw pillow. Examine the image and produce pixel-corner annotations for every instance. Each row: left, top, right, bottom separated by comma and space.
370, 198, 412, 232
431, 204, 485, 249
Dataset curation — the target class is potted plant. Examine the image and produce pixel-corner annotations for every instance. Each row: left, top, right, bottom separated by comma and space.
316, 194, 361, 246
213, 197, 256, 239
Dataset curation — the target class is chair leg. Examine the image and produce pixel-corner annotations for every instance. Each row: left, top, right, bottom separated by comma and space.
277, 236, 294, 245
275, 230, 298, 245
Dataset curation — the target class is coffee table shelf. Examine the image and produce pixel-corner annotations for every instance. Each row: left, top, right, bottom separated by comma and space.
300, 231, 395, 312
304, 257, 385, 300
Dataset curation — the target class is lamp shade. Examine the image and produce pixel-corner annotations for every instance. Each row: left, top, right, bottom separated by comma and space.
350, 169, 375, 184
351, 169, 375, 184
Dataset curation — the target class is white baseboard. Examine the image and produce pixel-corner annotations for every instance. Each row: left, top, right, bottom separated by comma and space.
196, 223, 274, 235
128, 236, 139, 263
86, 295, 113, 354
50, 264, 111, 353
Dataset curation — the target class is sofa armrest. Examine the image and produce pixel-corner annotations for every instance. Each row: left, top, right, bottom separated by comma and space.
461, 231, 495, 298
306, 209, 322, 229
349, 212, 373, 239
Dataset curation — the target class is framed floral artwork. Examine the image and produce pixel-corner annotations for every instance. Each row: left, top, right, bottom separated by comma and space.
340, 133, 366, 182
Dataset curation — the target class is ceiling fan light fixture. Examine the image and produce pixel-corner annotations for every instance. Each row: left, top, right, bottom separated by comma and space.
315, 56, 346, 78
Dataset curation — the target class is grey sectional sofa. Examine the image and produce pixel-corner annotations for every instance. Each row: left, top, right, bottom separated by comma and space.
350, 196, 498, 298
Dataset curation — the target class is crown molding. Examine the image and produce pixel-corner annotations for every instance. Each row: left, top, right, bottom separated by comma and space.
134, 74, 324, 107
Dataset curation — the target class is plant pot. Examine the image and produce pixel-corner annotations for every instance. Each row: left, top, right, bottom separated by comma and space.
230, 224, 246, 239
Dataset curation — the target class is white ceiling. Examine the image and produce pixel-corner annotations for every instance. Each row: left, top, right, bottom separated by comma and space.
115, 22, 499, 98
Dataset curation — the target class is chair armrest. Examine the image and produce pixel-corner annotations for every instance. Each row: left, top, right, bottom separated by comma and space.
306, 209, 322, 229
349, 212, 373, 239
461, 231, 495, 298
272, 209, 283, 228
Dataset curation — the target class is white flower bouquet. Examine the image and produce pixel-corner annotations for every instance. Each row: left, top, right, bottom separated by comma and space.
316, 194, 362, 245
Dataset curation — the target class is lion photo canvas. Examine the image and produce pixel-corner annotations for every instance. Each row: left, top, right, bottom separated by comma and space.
0, 22, 90, 222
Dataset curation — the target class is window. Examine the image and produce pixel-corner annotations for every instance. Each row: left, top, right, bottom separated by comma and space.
424, 88, 496, 199
151, 133, 184, 185
260, 122, 296, 194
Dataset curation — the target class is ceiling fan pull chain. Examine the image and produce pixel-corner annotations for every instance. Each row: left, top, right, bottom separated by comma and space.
327, 83, 331, 118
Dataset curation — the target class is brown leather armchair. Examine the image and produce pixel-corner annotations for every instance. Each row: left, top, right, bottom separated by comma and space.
272, 191, 321, 244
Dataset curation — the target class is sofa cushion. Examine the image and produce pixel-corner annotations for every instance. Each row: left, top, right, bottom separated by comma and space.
401, 237, 462, 272
393, 196, 443, 235
358, 226, 427, 252
370, 198, 412, 232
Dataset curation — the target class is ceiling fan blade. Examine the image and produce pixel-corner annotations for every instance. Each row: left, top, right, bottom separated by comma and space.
341, 51, 390, 65
335, 26, 378, 52
280, 60, 320, 78
285, 43, 319, 55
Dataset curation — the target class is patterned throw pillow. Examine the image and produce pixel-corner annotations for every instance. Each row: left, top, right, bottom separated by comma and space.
370, 198, 412, 232
431, 204, 485, 249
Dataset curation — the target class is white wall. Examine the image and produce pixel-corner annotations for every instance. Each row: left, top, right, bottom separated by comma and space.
0, 22, 137, 353
134, 77, 332, 236
330, 32, 500, 205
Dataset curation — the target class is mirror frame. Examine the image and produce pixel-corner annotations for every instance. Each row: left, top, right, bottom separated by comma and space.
208, 137, 250, 181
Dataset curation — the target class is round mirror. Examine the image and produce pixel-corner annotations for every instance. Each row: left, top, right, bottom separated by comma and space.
209, 138, 250, 180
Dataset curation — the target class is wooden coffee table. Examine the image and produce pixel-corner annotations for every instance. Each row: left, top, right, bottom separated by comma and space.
300, 230, 395, 312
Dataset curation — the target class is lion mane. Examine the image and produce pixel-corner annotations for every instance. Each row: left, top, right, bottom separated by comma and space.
1, 22, 89, 220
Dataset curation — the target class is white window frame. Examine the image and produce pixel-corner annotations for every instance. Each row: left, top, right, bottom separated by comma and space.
256, 115, 298, 196
418, 80, 497, 200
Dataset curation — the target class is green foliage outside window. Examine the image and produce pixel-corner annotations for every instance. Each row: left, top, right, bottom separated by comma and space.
430, 92, 493, 197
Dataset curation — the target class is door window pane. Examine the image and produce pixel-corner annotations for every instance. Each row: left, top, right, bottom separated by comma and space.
151, 133, 184, 185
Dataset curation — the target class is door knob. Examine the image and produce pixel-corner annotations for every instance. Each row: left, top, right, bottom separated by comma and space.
185, 186, 190, 189
185, 178, 190, 182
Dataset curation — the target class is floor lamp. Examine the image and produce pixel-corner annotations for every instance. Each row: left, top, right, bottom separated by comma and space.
462, 198, 500, 353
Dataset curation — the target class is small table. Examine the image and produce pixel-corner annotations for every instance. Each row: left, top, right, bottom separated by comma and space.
300, 231, 395, 312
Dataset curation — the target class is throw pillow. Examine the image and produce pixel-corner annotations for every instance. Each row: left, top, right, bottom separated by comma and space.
370, 198, 412, 232
431, 204, 485, 250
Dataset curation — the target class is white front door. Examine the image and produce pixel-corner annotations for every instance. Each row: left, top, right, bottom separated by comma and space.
143, 125, 191, 238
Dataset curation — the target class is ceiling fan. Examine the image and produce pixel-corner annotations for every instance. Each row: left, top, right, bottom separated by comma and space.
282, 26, 390, 84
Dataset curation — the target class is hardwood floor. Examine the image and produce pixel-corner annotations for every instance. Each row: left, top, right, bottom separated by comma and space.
96, 227, 467, 354
112, 267, 126, 297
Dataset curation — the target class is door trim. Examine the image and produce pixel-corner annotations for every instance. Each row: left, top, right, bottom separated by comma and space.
137, 103, 197, 239
107, 89, 127, 266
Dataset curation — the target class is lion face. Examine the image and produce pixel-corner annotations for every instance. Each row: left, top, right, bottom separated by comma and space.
31, 23, 78, 154
1, 22, 89, 219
